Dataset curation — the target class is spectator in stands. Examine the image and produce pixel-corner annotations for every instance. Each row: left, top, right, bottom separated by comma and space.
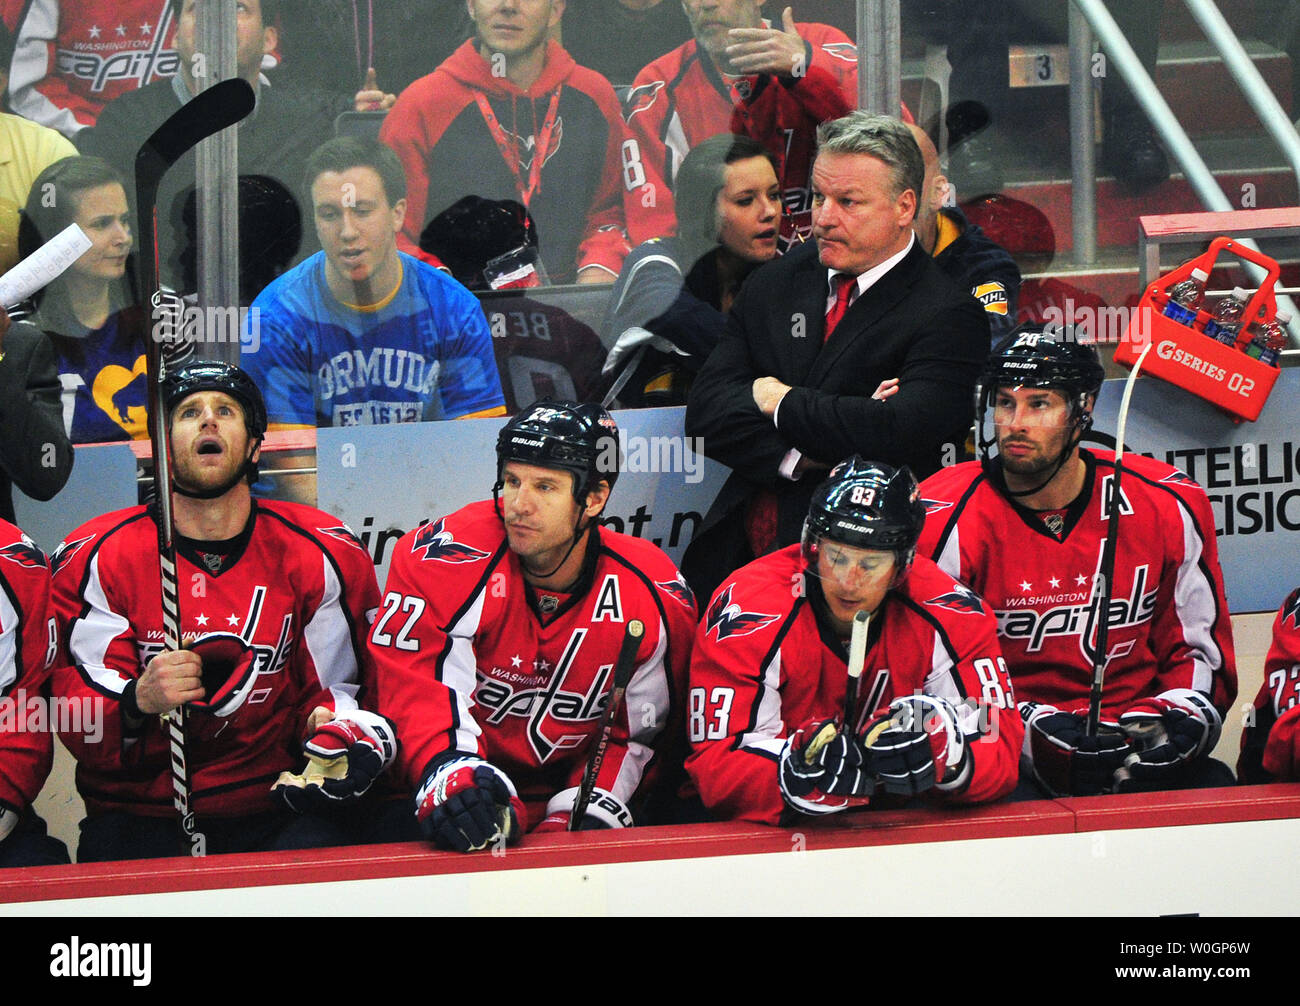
624, 1, 871, 249
6, 0, 180, 140
19, 156, 149, 445
602, 133, 781, 407
682, 112, 988, 604
419, 195, 608, 414
379, 0, 630, 285
76, 0, 337, 290
0, 306, 72, 524
559, 0, 692, 86
243, 136, 504, 433
906, 122, 1020, 345
1239, 586, 1300, 783
0, 27, 77, 274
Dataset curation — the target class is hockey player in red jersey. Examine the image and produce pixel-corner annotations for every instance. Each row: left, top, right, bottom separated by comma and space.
917, 326, 1237, 797
1239, 587, 1300, 783
372, 401, 697, 851
50, 362, 394, 861
686, 458, 1020, 825
623, 1, 894, 249
0, 520, 71, 866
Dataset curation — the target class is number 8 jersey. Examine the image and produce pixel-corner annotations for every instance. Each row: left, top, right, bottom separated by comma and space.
685, 546, 1021, 825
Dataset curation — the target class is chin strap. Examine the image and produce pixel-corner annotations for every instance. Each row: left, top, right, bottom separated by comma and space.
171, 443, 261, 500
524, 515, 593, 581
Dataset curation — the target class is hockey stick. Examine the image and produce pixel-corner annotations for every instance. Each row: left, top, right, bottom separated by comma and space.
138, 78, 256, 856
569, 619, 644, 830
805, 608, 872, 764
1085, 342, 1153, 736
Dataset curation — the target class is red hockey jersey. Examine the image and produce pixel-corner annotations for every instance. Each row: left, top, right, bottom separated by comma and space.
917, 450, 1237, 718
8, 0, 180, 138
685, 547, 1021, 825
372, 499, 696, 828
50, 501, 381, 818
0, 521, 57, 816
622, 22, 874, 248
1241, 587, 1300, 781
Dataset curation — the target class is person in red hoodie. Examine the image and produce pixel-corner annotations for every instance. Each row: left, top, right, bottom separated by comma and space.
378, 0, 628, 286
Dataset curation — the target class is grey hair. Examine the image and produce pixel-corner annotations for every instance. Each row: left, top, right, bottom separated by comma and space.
815, 112, 924, 204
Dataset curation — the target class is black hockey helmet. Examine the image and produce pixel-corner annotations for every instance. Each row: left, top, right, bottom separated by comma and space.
494, 399, 621, 505
979, 323, 1104, 426
802, 457, 925, 581
163, 360, 268, 443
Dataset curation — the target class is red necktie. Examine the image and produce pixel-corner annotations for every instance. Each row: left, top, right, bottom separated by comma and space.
824, 273, 857, 341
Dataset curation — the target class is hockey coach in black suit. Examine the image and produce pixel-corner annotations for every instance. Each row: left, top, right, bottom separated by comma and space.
683, 111, 989, 603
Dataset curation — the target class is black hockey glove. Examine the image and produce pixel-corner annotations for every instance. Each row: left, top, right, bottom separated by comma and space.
1022, 702, 1130, 796
778, 718, 872, 815
415, 755, 524, 852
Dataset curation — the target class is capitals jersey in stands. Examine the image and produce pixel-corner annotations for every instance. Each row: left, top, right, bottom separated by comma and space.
1239, 586, 1300, 782
480, 296, 608, 414
8, 0, 180, 138
244, 251, 505, 427
0, 521, 57, 820
372, 500, 696, 828
685, 547, 1021, 825
917, 450, 1237, 718
50, 501, 381, 817
623, 22, 863, 247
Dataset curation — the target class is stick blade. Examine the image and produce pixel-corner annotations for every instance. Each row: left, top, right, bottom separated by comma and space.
135, 78, 256, 178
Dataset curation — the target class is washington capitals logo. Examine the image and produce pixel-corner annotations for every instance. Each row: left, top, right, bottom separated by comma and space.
622, 80, 665, 120
1283, 587, 1300, 631
705, 585, 779, 642
50, 535, 93, 575
925, 584, 985, 615
922, 498, 953, 517
411, 519, 490, 564
656, 574, 695, 610
1161, 469, 1198, 486
0, 536, 47, 570
511, 119, 564, 172
820, 42, 858, 64
319, 524, 365, 551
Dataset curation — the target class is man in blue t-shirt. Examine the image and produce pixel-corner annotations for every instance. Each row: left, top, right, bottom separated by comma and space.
244, 136, 505, 431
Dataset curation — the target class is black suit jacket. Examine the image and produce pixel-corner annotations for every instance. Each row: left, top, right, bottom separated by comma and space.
0, 322, 73, 525
682, 237, 989, 601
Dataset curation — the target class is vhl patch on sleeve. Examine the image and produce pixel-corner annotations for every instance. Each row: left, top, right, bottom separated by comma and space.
972, 282, 1008, 315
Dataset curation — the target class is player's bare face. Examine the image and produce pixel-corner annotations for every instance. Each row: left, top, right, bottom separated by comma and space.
312, 167, 406, 300
469, 0, 561, 58
993, 386, 1075, 482
715, 156, 781, 263
70, 183, 132, 284
815, 541, 894, 635
812, 153, 915, 276
682, 0, 764, 59
170, 391, 257, 494
501, 461, 586, 574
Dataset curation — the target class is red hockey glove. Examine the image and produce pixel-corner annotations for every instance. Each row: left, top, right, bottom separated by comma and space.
1021, 702, 1129, 796
778, 718, 872, 815
185, 633, 257, 716
274, 710, 397, 812
415, 755, 524, 853
1114, 690, 1221, 791
862, 695, 969, 797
